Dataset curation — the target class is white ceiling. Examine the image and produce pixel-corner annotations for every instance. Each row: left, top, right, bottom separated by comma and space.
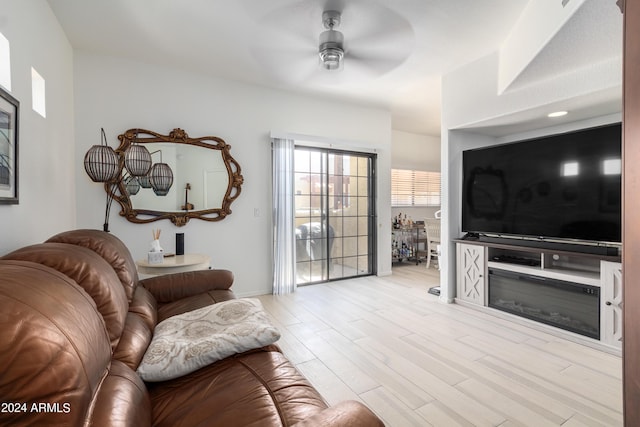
45, 0, 621, 137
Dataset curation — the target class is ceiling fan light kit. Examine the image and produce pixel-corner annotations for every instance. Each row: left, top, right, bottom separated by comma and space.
319, 10, 344, 71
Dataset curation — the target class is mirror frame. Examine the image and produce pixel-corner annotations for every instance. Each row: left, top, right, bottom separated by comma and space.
107, 128, 243, 226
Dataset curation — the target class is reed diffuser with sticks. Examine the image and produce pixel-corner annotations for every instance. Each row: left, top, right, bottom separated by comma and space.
148, 228, 164, 264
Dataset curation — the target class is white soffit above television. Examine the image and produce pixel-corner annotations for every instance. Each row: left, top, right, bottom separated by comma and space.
457, 89, 622, 138
450, 0, 622, 138
498, 0, 621, 94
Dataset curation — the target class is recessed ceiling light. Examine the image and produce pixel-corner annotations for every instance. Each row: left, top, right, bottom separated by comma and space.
548, 111, 568, 118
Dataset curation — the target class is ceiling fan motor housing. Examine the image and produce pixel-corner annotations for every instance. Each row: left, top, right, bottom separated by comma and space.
322, 10, 341, 29
319, 10, 344, 70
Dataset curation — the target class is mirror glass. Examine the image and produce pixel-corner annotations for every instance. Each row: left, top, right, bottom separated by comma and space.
125, 143, 229, 212
109, 128, 243, 226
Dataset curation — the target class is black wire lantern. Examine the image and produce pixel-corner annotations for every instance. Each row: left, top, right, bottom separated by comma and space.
83, 128, 121, 232
124, 132, 152, 177
124, 175, 141, 195
147, 149, 173, 196
150, 162, 174, 196
137, 173, 152, 188
83, 128, 119, 183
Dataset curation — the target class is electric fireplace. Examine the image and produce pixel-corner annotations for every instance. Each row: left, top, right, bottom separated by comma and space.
488, 269, 600, 339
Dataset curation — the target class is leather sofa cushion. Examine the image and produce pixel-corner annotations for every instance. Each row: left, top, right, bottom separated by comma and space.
0, 260, 112, 427
129, 286, 158, 332
2, 243, 129, 350
114, 286, 157, 370
47, 229, 140, 302
114, 312, 153, 371
156, 289, 235, 322
139, 269, 234, 303
147, 349, 328, 427
89, 360, 152, 427
291, 401, 385, 427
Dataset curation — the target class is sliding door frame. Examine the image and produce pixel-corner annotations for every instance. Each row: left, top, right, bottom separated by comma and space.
294, 145, 377, 285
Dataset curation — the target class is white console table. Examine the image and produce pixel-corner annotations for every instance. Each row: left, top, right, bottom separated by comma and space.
136, 253, 211, 277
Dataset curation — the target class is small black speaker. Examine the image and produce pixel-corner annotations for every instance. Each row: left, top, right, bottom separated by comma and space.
176, 233, 184, 255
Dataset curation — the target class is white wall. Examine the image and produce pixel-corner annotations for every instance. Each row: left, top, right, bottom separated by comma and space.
443, 52, 621, 132
440, 36, 622, 302
73, 52, 393, 296
392, 129, 440, 171
391, 129, 441, 222
0, 0, 75, 254
498, 0, 586, 93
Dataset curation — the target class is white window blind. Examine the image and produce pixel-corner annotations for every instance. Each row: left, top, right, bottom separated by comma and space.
391, 169, 441, 207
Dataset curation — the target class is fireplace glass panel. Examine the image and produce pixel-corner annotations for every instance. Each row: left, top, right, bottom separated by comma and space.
488, 269, 600, 339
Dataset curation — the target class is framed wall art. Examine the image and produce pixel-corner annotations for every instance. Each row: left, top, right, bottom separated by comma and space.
0, 86, 18, 204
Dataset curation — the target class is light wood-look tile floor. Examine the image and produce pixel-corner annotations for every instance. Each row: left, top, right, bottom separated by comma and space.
257, 263, 623, 427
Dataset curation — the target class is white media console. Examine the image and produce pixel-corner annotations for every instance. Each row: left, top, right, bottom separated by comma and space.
455, 238, 622, 353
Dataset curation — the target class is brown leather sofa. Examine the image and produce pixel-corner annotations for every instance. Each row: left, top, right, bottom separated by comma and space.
0, 229, 383, 427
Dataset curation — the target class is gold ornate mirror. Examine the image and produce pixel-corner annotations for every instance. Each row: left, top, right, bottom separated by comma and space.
108, 128, 243, 226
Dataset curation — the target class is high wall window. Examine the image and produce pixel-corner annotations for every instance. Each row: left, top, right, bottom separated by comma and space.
391, 168, 441, 207
0, 32, 10, 91
31, 67, 46, 118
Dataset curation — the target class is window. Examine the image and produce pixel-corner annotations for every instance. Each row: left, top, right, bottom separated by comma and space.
0, 32, 10, 91
391, 168, 441, 207
31, 67, 46, 118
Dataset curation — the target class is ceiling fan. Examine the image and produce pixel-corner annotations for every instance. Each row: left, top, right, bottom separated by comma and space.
249, 1, 414, 83
318, 10, 344, 71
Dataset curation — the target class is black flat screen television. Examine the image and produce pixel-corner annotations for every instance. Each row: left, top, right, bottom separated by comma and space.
462, 122, 622, 246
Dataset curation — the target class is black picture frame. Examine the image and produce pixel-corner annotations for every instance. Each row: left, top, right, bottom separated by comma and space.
0, 86, 19, 204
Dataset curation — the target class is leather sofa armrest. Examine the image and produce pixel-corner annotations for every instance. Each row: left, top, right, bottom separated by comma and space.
139, 269, 234, 303
292, 401, 384, 427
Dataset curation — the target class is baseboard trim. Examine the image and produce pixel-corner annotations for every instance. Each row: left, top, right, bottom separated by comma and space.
236, 290, 272, 298
439, 295, 455, 304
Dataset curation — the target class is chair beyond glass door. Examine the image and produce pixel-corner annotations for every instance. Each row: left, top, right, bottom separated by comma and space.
294, 147, 376, 285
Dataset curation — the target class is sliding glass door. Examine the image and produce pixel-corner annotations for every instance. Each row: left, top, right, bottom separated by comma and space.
294, 147, 376, 285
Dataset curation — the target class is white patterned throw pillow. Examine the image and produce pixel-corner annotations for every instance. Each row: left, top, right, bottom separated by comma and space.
137, 298, 280, 382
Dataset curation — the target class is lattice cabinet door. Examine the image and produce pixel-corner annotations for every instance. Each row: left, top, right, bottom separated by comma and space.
601, 261, 623, 348
456, 243, 486, 305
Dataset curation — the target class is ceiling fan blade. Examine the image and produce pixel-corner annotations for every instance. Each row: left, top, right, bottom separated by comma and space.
247, 0, 321, 81
338, 1, 414, 76
345, 46, 411, 76
254, 2, 321, 43
346, 60, 393, 77
251, 45, 320, 83
339, 1, 414, 42
253, 23, 316, 53
348, 30, 414, 57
